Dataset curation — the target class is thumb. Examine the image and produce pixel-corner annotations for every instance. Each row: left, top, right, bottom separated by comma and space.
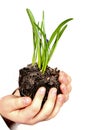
11, 96, 32, 110
0, 95, 32, 111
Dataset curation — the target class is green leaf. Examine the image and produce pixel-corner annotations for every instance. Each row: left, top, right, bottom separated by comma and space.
41, 11, 45, 34
26, 8, 73, 73
48, 25, 68, 63
26, 8, 40, 66
48, 18, 73, 46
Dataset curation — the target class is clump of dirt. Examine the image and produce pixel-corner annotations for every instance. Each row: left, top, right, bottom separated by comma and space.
19, 63, 61, 106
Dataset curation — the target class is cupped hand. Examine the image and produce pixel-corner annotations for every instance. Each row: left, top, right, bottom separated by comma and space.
0, 71, 72, 125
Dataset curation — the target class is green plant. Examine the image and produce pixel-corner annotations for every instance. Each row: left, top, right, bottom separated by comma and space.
26, 8, 73, 73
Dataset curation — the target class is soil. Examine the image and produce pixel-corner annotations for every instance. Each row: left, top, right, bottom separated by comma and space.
19, 63, 62, 106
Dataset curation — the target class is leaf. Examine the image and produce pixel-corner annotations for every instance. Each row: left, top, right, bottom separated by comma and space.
26, 8, 73, 73
48, 25, 68, 63
26, 9, 40, 65
48, 18, 73, 46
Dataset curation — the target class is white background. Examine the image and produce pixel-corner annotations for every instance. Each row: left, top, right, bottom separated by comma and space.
0, 0, 86, 130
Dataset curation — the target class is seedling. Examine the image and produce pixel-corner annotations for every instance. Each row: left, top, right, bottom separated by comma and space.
19, 9, 73, 105
26, 8, 73, 73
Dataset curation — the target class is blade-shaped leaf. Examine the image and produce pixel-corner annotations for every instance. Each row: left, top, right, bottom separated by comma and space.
48, 25, 68, 64
26, 8, 39, 65
48, 18, 73, 46
26, 8, 73, 73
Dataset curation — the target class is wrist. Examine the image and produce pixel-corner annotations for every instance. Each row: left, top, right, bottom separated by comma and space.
2, 116, 15, 128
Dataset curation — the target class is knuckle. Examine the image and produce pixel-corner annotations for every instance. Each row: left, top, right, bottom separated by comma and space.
68, 76, 72, 83
68, 85, 72, 93
23, 119, 37, 125
28, 120, 37, 125
21, 120, 28, 124
65, 94, 69, 102
48, 114, 56, 120
21, 118, 32, 124
43, 111, 51, 118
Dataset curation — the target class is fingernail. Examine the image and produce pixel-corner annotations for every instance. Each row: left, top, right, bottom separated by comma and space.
51, 88, 57, 96
58, 95, 64, 102
39, 87, 46, 94
23, 97, 31, 105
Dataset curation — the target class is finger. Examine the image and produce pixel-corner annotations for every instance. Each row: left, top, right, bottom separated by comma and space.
46, 94, 65, 120
12, 88, 19, 95
31, 88, 57, 124
59, 71, 71, 85
60, 83, 72, 94
30, 87, 46, 115
67, 84, 72, 93
0, 95, 32, 120
64, 94, 69, 102
7, 95, 32, 111
60, 83, 70, 102
20, 87, 46, 120
13, 89, 20, 96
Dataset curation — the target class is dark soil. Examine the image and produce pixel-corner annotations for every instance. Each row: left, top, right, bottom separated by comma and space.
19, 63, 62, 106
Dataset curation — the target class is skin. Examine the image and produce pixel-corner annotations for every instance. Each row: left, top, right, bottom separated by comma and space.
0, 71, 71, 125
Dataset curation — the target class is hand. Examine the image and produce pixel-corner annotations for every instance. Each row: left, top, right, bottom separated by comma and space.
0, 71, 71, 125
41, 71, 72, 121
59, 71, 72, 102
